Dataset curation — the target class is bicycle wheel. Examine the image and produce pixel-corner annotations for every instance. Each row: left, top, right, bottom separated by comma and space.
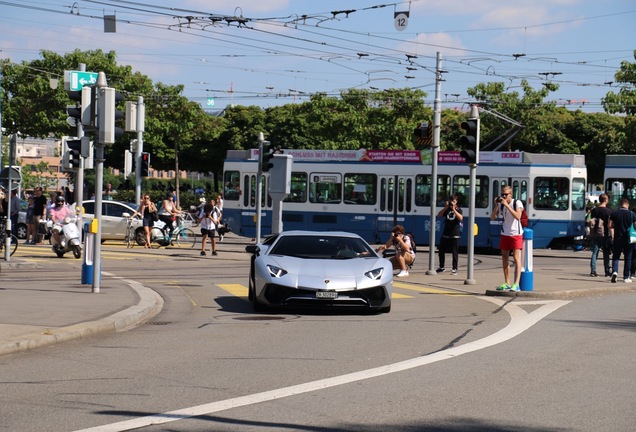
0, 235, 19, 256
175, 227, 197, 248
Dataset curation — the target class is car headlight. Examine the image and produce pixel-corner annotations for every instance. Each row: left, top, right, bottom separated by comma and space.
266, 264, 288, 278
365, 268, 384, 280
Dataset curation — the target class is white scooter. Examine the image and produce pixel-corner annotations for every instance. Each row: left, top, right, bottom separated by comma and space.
48, 216, 82, 259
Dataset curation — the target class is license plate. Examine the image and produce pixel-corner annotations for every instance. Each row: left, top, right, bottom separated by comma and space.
316, 291, 338, 299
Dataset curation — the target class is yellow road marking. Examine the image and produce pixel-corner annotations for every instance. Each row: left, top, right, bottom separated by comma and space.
393, 282, 469, 296
217, 283, 249, 300
392, 293, 413, 299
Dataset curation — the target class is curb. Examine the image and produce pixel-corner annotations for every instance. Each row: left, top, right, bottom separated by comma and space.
0, 274, 164, 358
485, 286, 636, 299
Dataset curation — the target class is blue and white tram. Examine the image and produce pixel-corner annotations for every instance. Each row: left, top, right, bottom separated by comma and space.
603, 154, 636, 210
223, 149, 587, 249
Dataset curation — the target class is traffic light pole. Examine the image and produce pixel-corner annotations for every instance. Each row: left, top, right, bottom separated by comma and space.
464, 105, 480, 285
134, 96, 144, 204
255, 132, 264, 244
75, 63, 86, 235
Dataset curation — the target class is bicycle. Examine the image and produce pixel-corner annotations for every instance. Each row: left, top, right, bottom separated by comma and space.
123, 214, 142, 248
0, 218, 19, 257
150, 215, 197, 248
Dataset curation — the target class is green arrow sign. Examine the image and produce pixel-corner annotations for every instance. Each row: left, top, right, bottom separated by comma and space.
64, 70, 98, 91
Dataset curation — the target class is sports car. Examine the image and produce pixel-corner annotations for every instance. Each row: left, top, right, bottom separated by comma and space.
245, 231, 393, 313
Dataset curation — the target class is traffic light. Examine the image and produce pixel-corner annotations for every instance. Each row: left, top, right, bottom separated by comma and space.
413, 121, 433, 146
459, 118, 479, 164
140, 152, 150, 177
66, 86, 93, 128
261, 141, 274, 172
62, 137, 82, 171
98, 87, 125, 144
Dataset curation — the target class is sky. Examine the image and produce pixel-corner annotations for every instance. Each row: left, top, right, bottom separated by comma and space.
1, 0, 635, 115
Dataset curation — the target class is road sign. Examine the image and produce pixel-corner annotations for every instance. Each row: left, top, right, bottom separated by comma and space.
0, 167, 22, 191
64, 70, 98, 91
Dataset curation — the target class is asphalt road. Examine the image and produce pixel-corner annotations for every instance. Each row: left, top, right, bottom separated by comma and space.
1, 243, 635, 431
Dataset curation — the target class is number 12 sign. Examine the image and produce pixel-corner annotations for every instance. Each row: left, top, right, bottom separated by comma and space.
394, 11, 409, 32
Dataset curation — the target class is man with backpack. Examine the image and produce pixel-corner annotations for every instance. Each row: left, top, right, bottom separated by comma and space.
587, 193, 612, 277
490, 185, 524, 292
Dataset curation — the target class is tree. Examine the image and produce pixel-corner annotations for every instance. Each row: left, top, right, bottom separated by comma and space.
603, 50, 636, 145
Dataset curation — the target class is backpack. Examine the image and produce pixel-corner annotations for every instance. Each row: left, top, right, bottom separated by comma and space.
512, 200, 529, 228
406, 233, 417, 254
587, 217, 604, 238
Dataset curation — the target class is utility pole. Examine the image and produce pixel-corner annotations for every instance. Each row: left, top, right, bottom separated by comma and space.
464, 104, 480, 285
426, 51, 443, 275
75, 63, 86, 234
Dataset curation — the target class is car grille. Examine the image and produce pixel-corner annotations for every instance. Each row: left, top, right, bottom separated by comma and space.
263, 284, 388, 308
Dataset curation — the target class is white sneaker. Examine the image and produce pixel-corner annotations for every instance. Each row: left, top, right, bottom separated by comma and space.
624, 278, 633, 283
396, 270, 409, 278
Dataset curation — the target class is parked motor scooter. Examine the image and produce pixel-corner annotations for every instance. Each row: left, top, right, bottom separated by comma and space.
48, 216, 82, 259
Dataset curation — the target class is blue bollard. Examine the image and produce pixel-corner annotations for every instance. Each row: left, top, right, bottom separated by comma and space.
519, 228, 534, 291
81, 222, 94, 285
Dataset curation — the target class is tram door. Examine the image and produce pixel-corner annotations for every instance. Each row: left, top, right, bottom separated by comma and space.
489, 177, 529, 245
378, 175, 415, 243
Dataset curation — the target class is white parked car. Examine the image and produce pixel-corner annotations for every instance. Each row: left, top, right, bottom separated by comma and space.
79, 200, 144, 244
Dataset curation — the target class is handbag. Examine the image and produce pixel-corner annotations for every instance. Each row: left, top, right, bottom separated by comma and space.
630, 213, 636, 244
150, 211, 159, 222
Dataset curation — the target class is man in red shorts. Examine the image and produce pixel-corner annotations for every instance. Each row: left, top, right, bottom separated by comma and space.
490, 185, 524, 291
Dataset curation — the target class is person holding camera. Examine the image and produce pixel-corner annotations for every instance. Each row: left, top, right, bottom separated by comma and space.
376, 224, 414, 277
436, 195, 463, 275
490, 186, 524, 291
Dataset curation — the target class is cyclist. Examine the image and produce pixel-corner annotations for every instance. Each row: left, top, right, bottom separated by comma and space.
158, 192, 179, 240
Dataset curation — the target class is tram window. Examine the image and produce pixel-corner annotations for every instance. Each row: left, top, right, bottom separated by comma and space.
572, 177, 586, 210
414, 175, 450, 206
405, 178, 412, 212
224, 170, 241, 201
534, 177, 569, 210
247, 174, 255, 207
398, 177, 405, 211
512, 179, 528, 209
605, 178, 636, 209
452, 175, 489, 208
283, 172, 308, 203
309, 173, 342, 204
344, 173, 377, 205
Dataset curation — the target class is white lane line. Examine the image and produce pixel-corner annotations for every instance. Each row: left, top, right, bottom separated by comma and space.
74, 297, 570, 432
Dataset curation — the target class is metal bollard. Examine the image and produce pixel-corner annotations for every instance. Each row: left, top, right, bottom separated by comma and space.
81, 222, 94, 284
519, 228, 534, 291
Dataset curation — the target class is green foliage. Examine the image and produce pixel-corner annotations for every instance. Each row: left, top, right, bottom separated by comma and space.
1, 49, 633, 189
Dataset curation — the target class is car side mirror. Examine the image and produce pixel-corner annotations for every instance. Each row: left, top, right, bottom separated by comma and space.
245, 245, 260, 255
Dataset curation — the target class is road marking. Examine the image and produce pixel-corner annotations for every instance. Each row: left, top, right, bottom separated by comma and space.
393, 282, 469, 296
217, 284, 248, 300
73, 297, 570, 432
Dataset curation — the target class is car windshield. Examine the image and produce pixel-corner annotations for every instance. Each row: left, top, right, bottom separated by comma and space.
268, 235, 375, 259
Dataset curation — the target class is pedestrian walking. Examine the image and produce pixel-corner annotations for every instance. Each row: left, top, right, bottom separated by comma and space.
608, 198, 636, 283
25, 196, 35, 244
436, 194, 463, 275
32, 187, 47, 244
198, 201, 219, 256
587, 193, 612, 277
490, 185, 524, 291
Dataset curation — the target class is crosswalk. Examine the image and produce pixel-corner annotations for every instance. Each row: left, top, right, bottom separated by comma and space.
216, 282, 468, 301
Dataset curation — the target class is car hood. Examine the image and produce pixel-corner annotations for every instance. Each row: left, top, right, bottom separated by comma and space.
265, 255, 389, 289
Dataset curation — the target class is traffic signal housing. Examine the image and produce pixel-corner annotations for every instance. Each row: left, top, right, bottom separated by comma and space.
140, 152, 150, 177
66, 86, 93, 128
261, 141, 275, 173
413, 121, 433, 146
98, 87, 125, 144
62, 137, 82, 171
459, 118, 479, 164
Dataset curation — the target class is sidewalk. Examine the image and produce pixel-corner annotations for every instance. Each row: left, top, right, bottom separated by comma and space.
1, 236, 635, 358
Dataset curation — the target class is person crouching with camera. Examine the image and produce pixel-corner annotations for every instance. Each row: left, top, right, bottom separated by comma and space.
490, 185, 524, 292
376, 224, 414, 278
